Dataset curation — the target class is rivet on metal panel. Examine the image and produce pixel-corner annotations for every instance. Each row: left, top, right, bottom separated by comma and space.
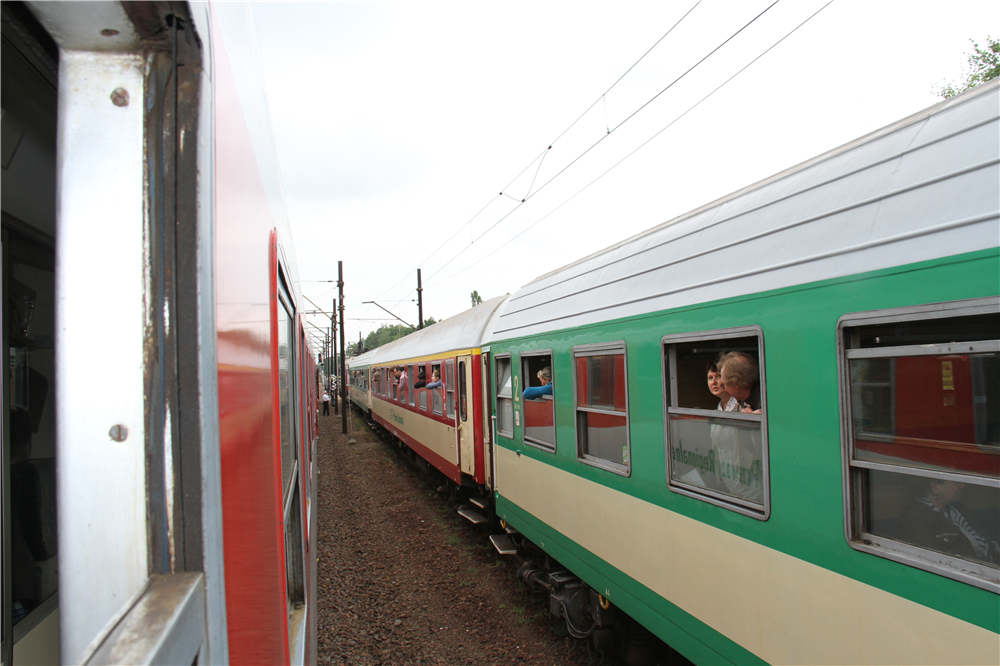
101, 29, 119, 37
110, 88, 129, 107
109, 424, 129, 442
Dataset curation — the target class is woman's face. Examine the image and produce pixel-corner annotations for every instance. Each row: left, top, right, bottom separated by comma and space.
707, 370, 727, 397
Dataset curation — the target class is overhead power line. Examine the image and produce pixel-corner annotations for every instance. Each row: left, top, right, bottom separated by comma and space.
372, 1, 704, 305
424, 0, 782, 283
426, 0, 835, 289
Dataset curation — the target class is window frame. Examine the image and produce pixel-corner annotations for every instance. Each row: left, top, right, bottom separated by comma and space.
446, 359, 456, 419
418, 362, 428, 411
407, 364, 416, 406
839, 297, 1000, 592
431, 362, 443, 415
661, 326, 770, 520
521, 349, 556, 453
572, 341, 630, 476
458, 360, 468, 423
495, 354, 514, 439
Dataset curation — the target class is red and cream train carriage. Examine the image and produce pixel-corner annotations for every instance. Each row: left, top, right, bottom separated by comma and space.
349, 297, 509, 500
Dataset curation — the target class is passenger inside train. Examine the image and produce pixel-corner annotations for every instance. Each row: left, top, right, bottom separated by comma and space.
523, 366, 553, 399
717, 351, 761, 414
898, 477, 999, 564
425, 368, 442, 390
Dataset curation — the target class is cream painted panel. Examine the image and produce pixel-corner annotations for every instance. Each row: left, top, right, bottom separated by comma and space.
12, 608, 60, 665
497, 448, 999, 666
372, 397, 457, 465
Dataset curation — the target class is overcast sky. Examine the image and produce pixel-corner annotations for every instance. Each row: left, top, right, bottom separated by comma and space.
249, 0, 998, 353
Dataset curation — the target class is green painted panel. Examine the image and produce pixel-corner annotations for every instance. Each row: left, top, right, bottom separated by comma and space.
496, 495, 765, 665
488, 248, 1000, 636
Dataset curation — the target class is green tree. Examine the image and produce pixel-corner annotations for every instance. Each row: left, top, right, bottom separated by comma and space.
936, 36, 1000, 98
471, 290, 483, 306
362, 316, 437, 351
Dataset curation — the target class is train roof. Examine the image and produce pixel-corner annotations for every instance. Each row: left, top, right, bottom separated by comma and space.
488, 79, 1000, 341
360, 295, 509, 365
347, 349, 377, 368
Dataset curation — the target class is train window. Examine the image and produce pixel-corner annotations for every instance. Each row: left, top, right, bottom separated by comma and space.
276, 279, 298, 501
446, 360, 456, 419
459, 361, 468, 422
573, 343, 629, 475
431, 362, 443, 415
662, 328, 769, 519
840, 300, 1000, 591
408, 364, 416, 406
496, 355, 513, 438
418, 363, 428, 411
522, 351, 555, 452
392, 366, 399, 401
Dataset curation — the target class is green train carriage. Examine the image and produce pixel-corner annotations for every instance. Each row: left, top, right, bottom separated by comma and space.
482, 79, 999, 664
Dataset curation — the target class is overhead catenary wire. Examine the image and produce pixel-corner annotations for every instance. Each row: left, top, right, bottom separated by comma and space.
426, 0, 836, 290
424, 0, 782, 283
371, 2, 704, 301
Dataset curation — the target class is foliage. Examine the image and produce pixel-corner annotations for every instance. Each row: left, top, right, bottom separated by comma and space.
936, 36, 1000, 98
361, 316, 437, 352
471, 290, 483, 306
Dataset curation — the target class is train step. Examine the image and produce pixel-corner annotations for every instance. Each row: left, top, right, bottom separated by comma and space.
489, 534, 518, 555
505, 525, 520, 535
469, 495, 489, 510
458, 506, 487, 525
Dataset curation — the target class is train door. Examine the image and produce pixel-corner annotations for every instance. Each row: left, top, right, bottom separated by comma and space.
458, 355, 474, 476
481, 349, 495, 490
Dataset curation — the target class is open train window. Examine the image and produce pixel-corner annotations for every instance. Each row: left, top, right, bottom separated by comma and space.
840, 299, 1000, 592
495, 355, 513, 438
522, 351, 555, 452
446, 360, 456, 419
662, 327, 769, 519
418, 363, 428, 411
459, 361, 468, 422
431, 362, 443, 415
573, 342, 630, 475
407, 364, 415, 406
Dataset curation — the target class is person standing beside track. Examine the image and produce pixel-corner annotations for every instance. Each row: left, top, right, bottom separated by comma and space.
322, 391, 330, 415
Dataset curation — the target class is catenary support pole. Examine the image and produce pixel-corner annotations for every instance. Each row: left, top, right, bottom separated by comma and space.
331, 303, 339, 415
417, 268, 423, 330
339, 261, 348, 434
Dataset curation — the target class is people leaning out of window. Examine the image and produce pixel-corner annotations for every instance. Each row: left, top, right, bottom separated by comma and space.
898, 478, 999, 564
425, 368, 442, 390
413, 367, 427, 389
523, 366, 553, 400
718, 351, 761, 414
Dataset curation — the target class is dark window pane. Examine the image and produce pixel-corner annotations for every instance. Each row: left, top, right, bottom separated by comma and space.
863, 468, 999, 568
577, 411, 627, 465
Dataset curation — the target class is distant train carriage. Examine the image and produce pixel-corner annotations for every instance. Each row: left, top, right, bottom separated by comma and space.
353, 297, 508, 499
348, 350, 376, 415
478, 80, 999, 664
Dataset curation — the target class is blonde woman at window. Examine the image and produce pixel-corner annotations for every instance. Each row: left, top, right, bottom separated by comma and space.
523, 366, 553, 399
719, 352, 761, 414
712, 353, 764, 502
